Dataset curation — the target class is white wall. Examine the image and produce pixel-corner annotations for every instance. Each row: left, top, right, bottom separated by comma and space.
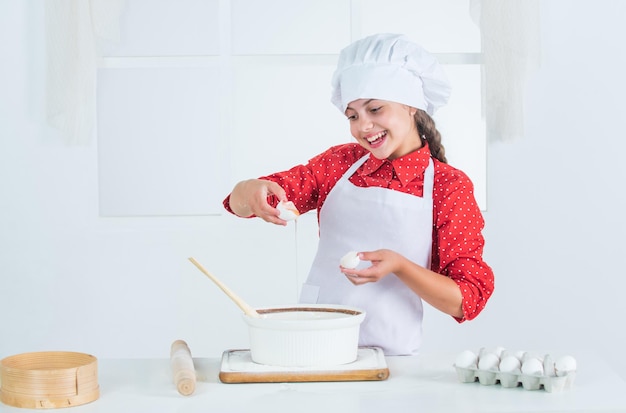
1, 0, 625, 381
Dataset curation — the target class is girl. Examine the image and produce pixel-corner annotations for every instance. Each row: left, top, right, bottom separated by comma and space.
224, 33, 494, 355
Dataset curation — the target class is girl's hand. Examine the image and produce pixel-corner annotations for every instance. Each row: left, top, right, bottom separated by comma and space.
229, 179, 289, 226
341, 249, 464, 318
340, 249, 405, 285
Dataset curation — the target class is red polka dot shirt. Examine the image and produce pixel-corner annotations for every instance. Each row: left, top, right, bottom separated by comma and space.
223, 142, 494, 322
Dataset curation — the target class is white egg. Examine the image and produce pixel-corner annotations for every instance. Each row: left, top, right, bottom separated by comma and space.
499, 355, 521, 374
276, 201, 300, 221
340, 251, 360, 269
478, 352, 500, 371
521, 357, 544, 376
455, 350, 478, 369
555, 355, 577, 376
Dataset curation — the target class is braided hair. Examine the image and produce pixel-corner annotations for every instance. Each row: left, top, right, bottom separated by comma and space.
415, 109, 447, 164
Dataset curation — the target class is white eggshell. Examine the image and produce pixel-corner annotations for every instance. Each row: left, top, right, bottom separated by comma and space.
493, 346, 506, 358
478, 352, 500, 371
499, 355, 521, 373
480, 346, 505, 359
455, 350, 478, 369
543, 354, 556, 377
340, 251, 360, 269
277, 201, 300, 221
555, 355, 577, 376
514, 350, 527, 361
521, 351, 541, 364
521, 357, 544, 376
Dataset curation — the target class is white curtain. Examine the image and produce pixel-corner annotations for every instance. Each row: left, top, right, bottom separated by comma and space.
45, 0, 126, 145
470, 0, 541, 142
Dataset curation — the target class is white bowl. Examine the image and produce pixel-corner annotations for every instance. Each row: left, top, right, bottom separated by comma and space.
242, 304, 366, 367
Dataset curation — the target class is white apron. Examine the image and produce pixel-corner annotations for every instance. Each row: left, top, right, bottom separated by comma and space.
299, 154, 434, 355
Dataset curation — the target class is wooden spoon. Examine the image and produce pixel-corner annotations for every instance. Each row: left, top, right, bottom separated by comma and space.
188, 257, 260, 318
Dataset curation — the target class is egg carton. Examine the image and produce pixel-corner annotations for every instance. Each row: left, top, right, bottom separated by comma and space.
453, 364, 576, 393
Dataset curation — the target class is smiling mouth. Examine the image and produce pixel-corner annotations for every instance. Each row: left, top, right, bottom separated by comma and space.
366, 131, 387, 145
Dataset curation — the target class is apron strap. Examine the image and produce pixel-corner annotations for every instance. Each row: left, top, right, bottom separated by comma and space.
342, 154, 434, 201
423, 158, 434, 200
339, 154, 369, 184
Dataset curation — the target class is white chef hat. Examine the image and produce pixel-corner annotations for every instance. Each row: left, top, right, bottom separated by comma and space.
330, 33, 451, 115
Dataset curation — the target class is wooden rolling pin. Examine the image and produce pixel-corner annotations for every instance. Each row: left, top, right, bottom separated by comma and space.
170, 340, 196, 396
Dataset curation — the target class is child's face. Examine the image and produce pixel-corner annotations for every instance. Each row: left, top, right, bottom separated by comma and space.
345, 99, 420, 160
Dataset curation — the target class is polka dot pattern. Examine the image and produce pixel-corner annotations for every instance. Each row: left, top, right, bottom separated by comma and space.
223, 142, 494, 321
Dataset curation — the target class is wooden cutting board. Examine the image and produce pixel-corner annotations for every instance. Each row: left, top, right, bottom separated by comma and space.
219, 347, 389, 383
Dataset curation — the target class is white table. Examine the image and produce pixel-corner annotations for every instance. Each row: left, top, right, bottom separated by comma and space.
2, 352, 626, 412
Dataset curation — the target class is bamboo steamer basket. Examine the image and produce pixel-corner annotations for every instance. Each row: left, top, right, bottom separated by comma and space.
0, 351, 99, 409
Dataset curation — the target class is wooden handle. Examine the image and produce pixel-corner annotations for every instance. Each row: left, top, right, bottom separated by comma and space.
188, 257, 259, 317
170, 340, 196, 396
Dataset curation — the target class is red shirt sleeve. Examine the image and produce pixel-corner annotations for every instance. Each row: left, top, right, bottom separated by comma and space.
223, 144, 366, 218
430, 165, 495, 322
